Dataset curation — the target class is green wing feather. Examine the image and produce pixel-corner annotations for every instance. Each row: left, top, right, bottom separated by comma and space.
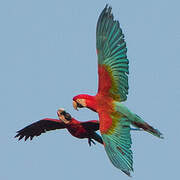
101, 116, 133, 176
96, 5, 129, 101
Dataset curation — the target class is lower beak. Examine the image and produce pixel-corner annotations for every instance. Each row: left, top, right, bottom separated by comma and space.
73, 101, 78, 111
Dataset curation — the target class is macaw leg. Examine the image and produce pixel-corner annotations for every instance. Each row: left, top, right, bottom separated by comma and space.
88, 138, 96, 146
91, 132, 103, 145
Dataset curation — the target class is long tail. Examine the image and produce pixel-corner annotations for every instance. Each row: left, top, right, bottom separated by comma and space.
132, 114, 164, 139
114, 102, 163, 139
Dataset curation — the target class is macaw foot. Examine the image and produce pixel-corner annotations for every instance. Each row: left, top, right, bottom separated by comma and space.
88, 138, 96, 146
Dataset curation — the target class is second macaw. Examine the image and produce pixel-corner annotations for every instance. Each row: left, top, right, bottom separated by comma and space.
72, 5, 163, 176
15, 108, 103, 146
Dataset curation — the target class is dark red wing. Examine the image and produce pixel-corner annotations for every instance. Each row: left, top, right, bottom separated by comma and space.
15, 118, 65, 141
81, 120, 100, 131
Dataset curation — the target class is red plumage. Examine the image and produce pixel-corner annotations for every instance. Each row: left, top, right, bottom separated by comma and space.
15, 110, 103, 146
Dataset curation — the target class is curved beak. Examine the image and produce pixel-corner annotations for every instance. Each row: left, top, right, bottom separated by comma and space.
57, 108, 63, 117
73, 100, 78, 111
57, 108, 64, 119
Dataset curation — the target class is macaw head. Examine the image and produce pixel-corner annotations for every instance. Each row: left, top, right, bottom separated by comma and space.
72, 94, 97, 112
57, 108, 72, 124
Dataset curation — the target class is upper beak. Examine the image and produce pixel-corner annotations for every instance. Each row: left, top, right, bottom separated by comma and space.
57, 112, 63, 121
57, 108, 65, 119
73, 101, 78, 111
57, 110, 63, 120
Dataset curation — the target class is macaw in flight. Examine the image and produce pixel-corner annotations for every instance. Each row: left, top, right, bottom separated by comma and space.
72, 5, 163, 176
15, 108, 103, 146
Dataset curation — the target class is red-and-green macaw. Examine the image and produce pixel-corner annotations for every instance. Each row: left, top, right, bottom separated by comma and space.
72, 5, 163, 176
15, 108, 103, 146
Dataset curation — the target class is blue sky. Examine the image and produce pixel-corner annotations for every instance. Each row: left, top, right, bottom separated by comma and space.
1, 0, 179, 179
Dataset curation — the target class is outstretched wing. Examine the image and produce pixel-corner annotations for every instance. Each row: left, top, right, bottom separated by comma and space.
99, 111, 133, 176
15, 118, 65, 141
81, 120, 99, 131
96, 5, 129, 102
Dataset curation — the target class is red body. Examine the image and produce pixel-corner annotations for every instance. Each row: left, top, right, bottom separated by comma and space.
65, 118, 98, 139
15, 117, 103, 145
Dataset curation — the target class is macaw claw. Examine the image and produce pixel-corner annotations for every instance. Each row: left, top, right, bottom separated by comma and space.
88, 138, 96, 146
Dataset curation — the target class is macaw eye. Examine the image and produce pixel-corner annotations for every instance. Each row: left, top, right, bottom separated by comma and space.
60, 111, 66, 116
77, 102, 83, 108
60, 111, 72, 120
